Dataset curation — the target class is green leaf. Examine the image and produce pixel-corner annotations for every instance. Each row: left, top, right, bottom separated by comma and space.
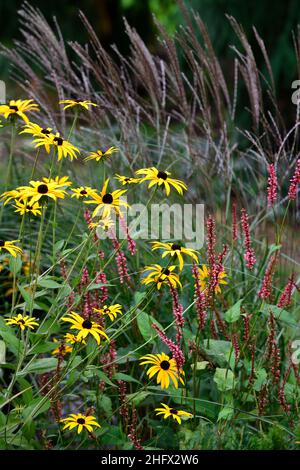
191, 361, 209, 370
18, 358, 59, 376
260, 304, 297, 327
253, 368, 267, 392
9, 256, 22, 275
214, 368, 236, 392
217, 406, 234, 421
22, 397, 51, 420
0, 317, 24, 356
126, 391, 150, 405
224, 299, 243, 323
114, 372, 141, 384
37, 278, 62, 289
137, 310, 163, 342
0, 341, 6, 364
202, 340, 232, 368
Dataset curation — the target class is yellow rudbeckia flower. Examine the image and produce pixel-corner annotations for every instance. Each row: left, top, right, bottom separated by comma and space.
60, 413, 101, 434
0, 99, 39, 123
155, 403, 193, 424
136, 167, 187, 196
151, 241, 199, 271
140, 352, 185, 389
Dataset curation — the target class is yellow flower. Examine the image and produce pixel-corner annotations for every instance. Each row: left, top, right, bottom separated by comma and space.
61, 312, 109, 345
151, 241, 199, 271
20, 122, 53, 138
114, 174, 140, 185
51, 338, 73, 356
59, 99, 97, 111
6, 313, 39, 331
0, 240, 22, 257
60, 413, 100, 434
197, 264, 228, 294
34, 132, 79, 161
84, 178, 128, 218
136, 167, 187, 196
64, 332, 86, 345
93, 304, 122, 322
142, 264, 182, 290
71, 187, 95, 199
0, 99, 39, 123
13, 200, 42, 216
0, 189, 22, 205
155, 403, 193, 424
84, 147, 118, 162
140, 352, 184, 389
18, 178, 68, 205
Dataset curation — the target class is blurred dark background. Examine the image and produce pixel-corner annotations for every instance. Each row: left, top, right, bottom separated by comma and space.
0, 0, 299, 93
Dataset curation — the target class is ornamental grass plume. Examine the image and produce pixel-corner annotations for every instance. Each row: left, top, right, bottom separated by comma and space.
240, 208, 256, 270
267, 163, 277, 206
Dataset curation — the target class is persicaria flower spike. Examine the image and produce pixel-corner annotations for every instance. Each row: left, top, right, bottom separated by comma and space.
267, 164, 277, 206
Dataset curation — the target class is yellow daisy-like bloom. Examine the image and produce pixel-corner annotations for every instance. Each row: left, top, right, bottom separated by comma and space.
64, 332, 86, 345
142, 264, 182, 290
5, 313, 39, 331
0, 239, 22, 257
151, 241, 199, 271
84, 147, 119, 162
197, 264, 228, 294
59, 99, 97, 111
140, 353, 184, 389
136, 167, 187, 196
13, 200, 42, 216
0, 189, 22, 205
61, 312, 109, 345
51, 338, 73, 356
60, 413, 101, 434
0, 99, 39, 123
114, 174, 140, 185
84, 179, 128, 218
34, 132, 79, 161
71, 187, 95, 199
155, 403, 193, 424
20, 122, 53, 138
93, 304, 122, 322
18, 179, 68, 205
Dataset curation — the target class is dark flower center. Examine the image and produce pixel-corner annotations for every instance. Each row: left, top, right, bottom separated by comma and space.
18, 319, 25, 325
54, 136, 63, 146
102, 193, 113, 204
41, 128, 50, 135
77, 418, 85, 424
9, 105, 18, 111
27, 205, 33, 210
82, 319, 92, 329
162, 268, 170, 276
104, 308, 111, 314
157, 171, 168, 180
170, 408, 178, 415
80, 190, 87, 195
37, 184, 48, 194
74, 99, 82, 103
124, 178, 131, 182
0, 240, 5, 247
160, 360, 170, 370
171, 243, 181, 251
